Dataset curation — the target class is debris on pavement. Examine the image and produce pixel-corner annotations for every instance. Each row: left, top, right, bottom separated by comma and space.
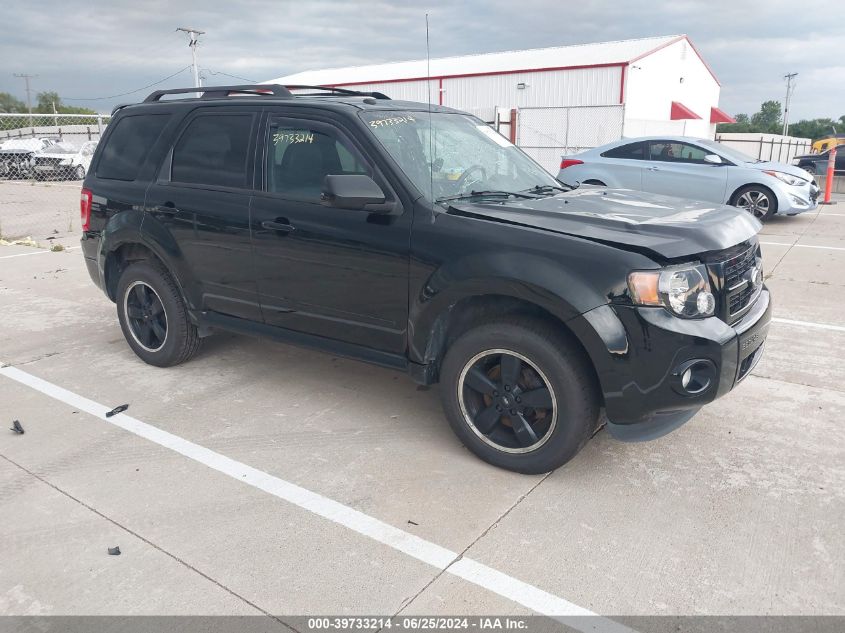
107, 546, 121, 556
407, 520, 419, 526
10, 420, 25, 434
105, 404, 129, 418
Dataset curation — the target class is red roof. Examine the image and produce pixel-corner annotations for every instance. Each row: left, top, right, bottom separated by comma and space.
670, 101, 701, 120
710, 106, 736, 124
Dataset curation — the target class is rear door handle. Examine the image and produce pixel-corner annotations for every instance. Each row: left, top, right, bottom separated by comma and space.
261, 220, 296, 232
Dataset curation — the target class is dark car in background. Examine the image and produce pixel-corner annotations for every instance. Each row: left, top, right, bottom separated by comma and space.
79, 84, 771, 474
793, 147, 845, 175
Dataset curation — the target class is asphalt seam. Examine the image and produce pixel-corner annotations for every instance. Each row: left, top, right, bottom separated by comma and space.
393, 470, 554, 618
764, 207, 823, 278
0, 452, 297, 632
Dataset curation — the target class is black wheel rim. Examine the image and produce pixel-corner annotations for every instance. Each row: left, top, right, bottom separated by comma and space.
457, 349, 557, 453
124, 281, 168, 352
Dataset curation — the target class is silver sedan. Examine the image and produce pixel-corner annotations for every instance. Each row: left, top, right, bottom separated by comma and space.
558, 136, 819, 221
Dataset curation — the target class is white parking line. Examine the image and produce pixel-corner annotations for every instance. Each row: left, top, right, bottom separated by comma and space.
760, 241, 845, 252
773, 317, 845, 333
0, 364, 634, 633
0, 246, 79, 259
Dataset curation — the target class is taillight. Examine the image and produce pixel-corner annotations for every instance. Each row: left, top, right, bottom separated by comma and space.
80, 188, 92, 232
560, 159, 584, 169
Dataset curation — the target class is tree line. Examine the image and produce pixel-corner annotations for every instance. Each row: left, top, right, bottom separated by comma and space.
717, 100, 845, 141
0, 91, 96, 115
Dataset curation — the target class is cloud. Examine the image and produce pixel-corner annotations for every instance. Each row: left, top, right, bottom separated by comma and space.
1, 0, 842, 120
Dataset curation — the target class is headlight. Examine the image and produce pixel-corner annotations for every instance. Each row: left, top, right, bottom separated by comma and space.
59, 158, 72, 165
628, 264, 715, 318
763, 170, 806, 186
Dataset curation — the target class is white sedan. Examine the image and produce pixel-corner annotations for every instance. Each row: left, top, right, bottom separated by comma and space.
32, 141, 97, 180
558, 136, 819, 221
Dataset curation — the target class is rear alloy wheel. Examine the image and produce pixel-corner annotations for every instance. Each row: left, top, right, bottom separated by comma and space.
440, 317, 599, 474
733, 186, 776, 221
116, 260, 201, 367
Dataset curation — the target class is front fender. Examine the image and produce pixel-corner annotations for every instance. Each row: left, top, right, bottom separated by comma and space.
408, 250, 618, 364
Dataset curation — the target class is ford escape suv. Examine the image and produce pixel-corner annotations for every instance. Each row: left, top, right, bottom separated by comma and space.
80, 84, 771, 474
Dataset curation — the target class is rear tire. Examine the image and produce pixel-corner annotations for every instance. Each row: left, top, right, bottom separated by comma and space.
116, 260, 201, 367
73, 165, 85, 180
439, 317, 599, 474
731, 185, 776, 221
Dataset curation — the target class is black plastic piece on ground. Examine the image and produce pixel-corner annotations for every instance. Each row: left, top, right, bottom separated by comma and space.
107, 546, 121, 556
10, 420, 24, 434
606, 408, 701, 442
105, 404, 129, 418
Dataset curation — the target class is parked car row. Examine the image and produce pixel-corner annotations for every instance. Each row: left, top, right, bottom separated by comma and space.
0, 138, 97, 180
558, 136, 819, 221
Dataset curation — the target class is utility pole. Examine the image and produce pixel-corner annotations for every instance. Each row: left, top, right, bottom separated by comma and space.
13, 73, 37, 125
782, 72, 797, 137
176, 27, 205, 97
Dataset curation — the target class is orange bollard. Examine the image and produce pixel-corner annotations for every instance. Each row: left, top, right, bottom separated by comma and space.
821, 145, 837, 205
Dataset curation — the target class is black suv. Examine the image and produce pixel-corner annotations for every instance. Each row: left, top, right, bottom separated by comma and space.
80, 84, 771, 474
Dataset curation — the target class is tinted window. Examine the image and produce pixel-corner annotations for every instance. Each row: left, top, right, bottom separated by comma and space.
601, 142, 645, 160
172, 114, 253, 188
649, 141, 708, 163
96, 114, 169, 181
267, 122, 370, 198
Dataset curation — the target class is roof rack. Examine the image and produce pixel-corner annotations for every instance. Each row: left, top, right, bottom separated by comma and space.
143, 84, 293, 103
285, 85, 391, 100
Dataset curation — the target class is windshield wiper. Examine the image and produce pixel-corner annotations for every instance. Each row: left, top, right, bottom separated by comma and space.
436, 190, 538, 204
522, 183, 573, 195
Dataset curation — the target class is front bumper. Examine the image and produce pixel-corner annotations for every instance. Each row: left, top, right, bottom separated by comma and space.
580, 288, 771, 441
773, 179, 820, 215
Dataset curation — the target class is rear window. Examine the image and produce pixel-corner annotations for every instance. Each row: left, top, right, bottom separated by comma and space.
601, 142, 645, 160
171, 114, 253, 189
96, 114, 170, 181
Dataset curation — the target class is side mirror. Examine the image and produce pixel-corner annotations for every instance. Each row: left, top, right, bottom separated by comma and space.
322, 174, 387, 211
703, 154, 723, 165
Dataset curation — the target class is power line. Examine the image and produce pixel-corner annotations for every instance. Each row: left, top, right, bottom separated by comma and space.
63, 66, 192, 101
202, 69, 257, 83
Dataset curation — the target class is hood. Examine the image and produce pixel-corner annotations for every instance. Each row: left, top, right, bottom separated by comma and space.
745, 160, 813, 180
0, 148, 34, 155
446, 188, 761, 260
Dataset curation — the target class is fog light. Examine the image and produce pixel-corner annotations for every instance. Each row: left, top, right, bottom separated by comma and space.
672, 359, 717, 396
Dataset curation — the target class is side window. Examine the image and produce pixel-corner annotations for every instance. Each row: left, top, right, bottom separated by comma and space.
171, 114, 253, 189
649, 141, 708, 164
267, 121, 370, 199
96, 114, 170, 181
601, 142, 645, 160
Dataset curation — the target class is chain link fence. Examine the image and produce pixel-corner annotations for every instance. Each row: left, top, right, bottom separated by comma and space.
516, 105, 625, 173
0, 113, 110, 245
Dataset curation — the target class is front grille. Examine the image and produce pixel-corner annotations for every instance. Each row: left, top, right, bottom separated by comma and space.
706, 240, 762, 324
35, 157, 62, 167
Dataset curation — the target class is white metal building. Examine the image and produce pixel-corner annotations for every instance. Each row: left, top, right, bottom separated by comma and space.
268, 34, 734, 172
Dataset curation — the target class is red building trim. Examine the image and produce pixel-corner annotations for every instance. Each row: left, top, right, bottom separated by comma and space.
670, 101, 701, 120
318, 61, 627, 89
710, 106, 735, 124
619, 64, 626, 104
438, 77, 443, 105
628, 35, 721, 87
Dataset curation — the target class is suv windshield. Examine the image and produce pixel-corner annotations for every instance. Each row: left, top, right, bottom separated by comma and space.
360, 110, 561, 203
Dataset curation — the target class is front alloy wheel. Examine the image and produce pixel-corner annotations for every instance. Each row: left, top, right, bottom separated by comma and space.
734, 187, 775, 220
458, 349, 557, 453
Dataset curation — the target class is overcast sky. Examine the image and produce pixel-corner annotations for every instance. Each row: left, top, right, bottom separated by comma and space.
2, 0, 842, 121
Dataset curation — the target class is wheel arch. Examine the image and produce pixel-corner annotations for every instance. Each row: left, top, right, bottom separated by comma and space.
728, 182, 778, 209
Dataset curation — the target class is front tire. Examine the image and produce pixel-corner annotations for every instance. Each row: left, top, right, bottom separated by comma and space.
439, 317, 599, 474
732, 185, 776, 221
116, 260, 201, 367
73, 165, 86, 180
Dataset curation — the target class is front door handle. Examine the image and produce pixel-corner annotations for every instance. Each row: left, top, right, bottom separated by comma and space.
153, 204, 180, 215
261, 219, 296, 232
